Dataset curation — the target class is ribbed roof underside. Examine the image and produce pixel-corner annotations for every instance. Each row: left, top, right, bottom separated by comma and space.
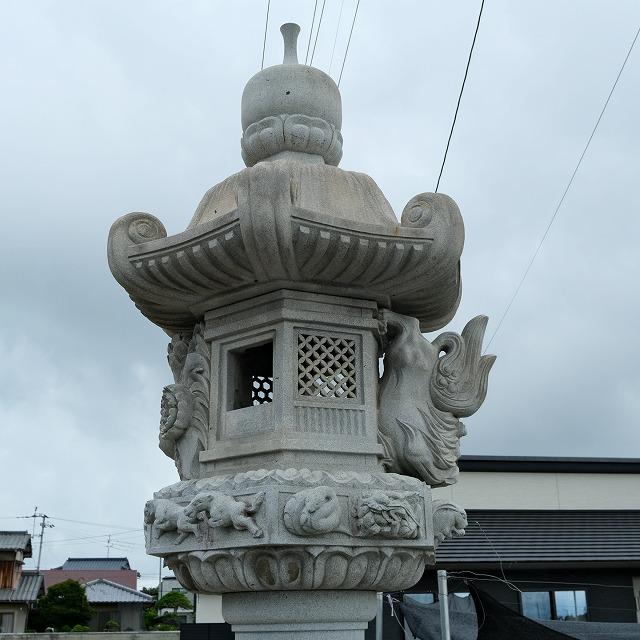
62, 558, 130, 570
85, 579, 153, 603
437, 510, 640, 564
0, 572, 43, 603
0, 531, 31, 553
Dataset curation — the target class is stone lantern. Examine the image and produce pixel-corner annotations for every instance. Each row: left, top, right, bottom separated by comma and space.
108, 23, 495, 640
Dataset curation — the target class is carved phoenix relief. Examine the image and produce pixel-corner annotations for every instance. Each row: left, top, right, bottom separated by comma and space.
378, 311, 495, 487
159, 321, 210, 480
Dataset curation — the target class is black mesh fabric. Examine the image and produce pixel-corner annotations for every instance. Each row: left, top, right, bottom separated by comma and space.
400, 594, 477, 640
471, 587, 578, 640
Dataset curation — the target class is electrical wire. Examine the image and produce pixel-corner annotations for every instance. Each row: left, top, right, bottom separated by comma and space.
329, 0, 346, 76
261, 0, 271, 70
310, 0, 327, 66
338, 0, 360, 87
485, 23, 640, 351
49, 516, 138, 529
41, 528, 143, 545
305, 0, 319, 64
435, 0, 485, 193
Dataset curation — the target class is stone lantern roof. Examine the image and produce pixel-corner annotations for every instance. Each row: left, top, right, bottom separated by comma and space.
108, 23, 463, 335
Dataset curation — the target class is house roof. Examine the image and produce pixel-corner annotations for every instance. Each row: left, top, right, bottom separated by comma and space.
0, 531, 32, 554
61, 558, 131, 571
85, 579, 153, 604
0, 572, 43, 604
458, 455, 640, 474
437, 509, 640, 566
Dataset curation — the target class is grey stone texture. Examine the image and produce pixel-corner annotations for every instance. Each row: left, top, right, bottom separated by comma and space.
107, 21, 495, 640
223, 591, 377, 640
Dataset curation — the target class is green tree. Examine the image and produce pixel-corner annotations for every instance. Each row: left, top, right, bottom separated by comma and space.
156, 591, 192, 614
141, 586, 158, 598
143, 606, 158, 630
38, 580, 92, 630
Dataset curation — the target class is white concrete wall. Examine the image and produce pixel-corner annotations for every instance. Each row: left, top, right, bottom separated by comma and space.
0, 604, 28, 633
195, 594, 224, 623
432, 472, 640, 510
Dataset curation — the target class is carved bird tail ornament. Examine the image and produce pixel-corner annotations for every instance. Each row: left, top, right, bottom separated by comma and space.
431, 315, 496, 418
159, 321, 211, 480
378, 309, 495, 488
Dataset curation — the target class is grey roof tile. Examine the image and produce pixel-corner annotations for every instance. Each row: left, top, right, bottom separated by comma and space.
85, 579, 153, 603
0, 531, 31, 553
437, 510, 640, 565
0, 572, 43, 603
61, 558, 131, 571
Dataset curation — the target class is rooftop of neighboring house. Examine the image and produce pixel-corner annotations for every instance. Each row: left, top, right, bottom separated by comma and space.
0, 531, 32, 555
458, 455, 640, 474
42, 557, 139, 591
60, 557, 131, 571
0, 570, 43, 604
85, 579, 153, 604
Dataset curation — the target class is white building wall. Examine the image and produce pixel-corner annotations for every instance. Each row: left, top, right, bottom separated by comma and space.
195, 594, 224, 623
432, 472, 640, 510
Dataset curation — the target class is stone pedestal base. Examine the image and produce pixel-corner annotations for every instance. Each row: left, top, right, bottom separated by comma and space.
222, 590, 377, 640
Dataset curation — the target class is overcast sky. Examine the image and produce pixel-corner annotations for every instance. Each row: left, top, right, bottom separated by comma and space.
1, 0, 638, 587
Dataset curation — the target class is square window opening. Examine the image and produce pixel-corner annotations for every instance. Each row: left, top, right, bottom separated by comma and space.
228, 341, 274, 410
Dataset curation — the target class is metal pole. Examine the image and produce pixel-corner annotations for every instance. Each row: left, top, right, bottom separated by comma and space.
437, 570, 451, 640
375, 592, 383, 640
36, 514, 49, 572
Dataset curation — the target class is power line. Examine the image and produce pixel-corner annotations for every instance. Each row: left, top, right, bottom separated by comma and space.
485, 23, 640, 351
329, 0, 346, 76
338, 0, 361, 87
435, 0, 485, 193
49, 516, 138, 530
260, 0, 271, 70
41, 528, 143, 545
305, 0, 319, 65
310, 0, 327, 66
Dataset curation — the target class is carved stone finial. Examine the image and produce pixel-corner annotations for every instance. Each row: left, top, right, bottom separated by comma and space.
281, 23, 300, 64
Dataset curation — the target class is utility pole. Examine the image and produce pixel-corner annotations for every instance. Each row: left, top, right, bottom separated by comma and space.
21, 509, 54, 572
437, 570, 451, 640
106, 535, 112, 558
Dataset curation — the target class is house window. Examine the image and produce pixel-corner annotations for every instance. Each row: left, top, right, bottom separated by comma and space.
521, 592, 552, 620
521, 590, 587, 621
404, 592, 435, 605
554, 591, 588, 621
0, 612, 14, 633
228, 341, 274, 409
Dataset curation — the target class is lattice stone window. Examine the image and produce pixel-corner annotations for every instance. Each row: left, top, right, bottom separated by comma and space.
252, 375, 273, 405
298, 333, 357, 399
